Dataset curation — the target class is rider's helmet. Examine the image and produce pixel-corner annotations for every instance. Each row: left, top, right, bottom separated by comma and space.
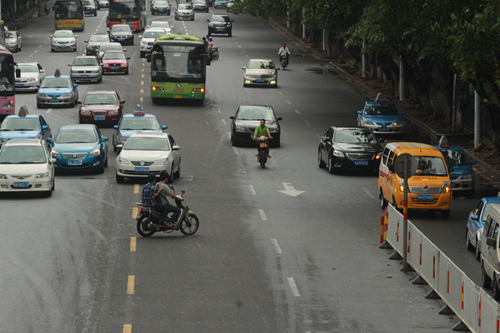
208, 37, 213, 41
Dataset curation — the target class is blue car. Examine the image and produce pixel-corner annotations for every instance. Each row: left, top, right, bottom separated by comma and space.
0, 107, 51, 147
48, 124, 109, 173
434, 144, 476, 197
357, 94, 405, 135
466, 193, 500, 260
112, 107, 167, 152
36, 70, 79, 108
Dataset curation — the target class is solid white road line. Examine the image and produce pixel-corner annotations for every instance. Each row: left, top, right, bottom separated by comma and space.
259, 209, 268, 221
241, 164, 247, 174
222, 119, 226, 125
46, 108, 52, 113
363, 187, 374, 198
278, 91, 283, 96
271, 239, 282, 254
287, 277, 301, 297
248, 185, 256, 195
232, 147, 238, 155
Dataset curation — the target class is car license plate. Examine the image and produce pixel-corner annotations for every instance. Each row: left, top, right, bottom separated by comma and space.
118, 38, 124, 41
135, 167, 149, 173
68, 160, 83, 166
159, 10, 164, 12
51, 97, 59, 102
13, 182, 29, 188
217, 28, 224, 31
417, 194, 434, 200
61, 45, 68, 47
94, 116, 106, 121
16, 84, 24, 87
260, 142, 267, 148
81, 75, 89, 77
173, 95, 183, 99
354, 161, 368, 166
379, 127, 391, 131
184, 14, 189, 17
451, 182, 456, 188
111, 67, 119, 70
256, 79, 265, 83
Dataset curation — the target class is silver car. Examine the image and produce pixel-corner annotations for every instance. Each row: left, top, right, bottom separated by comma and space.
15, 62, 46, 92
148, 21, 173, 34
50, 30, 78, 52
97, 42, 125, 62
175, 4, 195, 21
4, 31, 22, 52
69, 56, 103, 83
139, 28, 168, 58
242, 59, 279, 87
98, 0, 108, 8
192, 0, 209, 12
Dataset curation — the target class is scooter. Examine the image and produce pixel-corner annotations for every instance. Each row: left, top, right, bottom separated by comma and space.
210, 47, 219, 60
135, 190, 199, 237
44, 2, 51, 15
256, 136, 270, 168
280, 55, 288, 70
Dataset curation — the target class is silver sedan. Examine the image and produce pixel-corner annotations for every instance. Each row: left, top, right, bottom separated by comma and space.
50, 30, 78, 52
15, 62, 46, 92
68, 56, 103, 83
4, 31, 22, 52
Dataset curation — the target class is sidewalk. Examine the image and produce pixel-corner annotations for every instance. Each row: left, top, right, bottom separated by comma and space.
268, 18, 500, 190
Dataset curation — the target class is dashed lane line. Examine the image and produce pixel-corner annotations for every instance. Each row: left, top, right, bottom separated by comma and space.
363, 187, 374, 198
271, 239, 282, 254
241, 164, 247, 174
295, 109, 300, 115
123, 324, 132, 333
134, 184, 139, 193
286, 100, 291, 105
46, 108, 52, 113
132, 207, 138, 219
305, 121, 311, 127
130, 237, 136, 252
127, 276, 135, 294
248, 185, 256, 195
232, 147, 238, 155
287, 277, 301, 297
259, 209, 268, 221
222, 119, 226, 125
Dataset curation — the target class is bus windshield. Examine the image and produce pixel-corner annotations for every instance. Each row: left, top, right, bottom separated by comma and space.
0, 54, 15, 93
55, 1, 84, 19
110, 0, 139, 20
151, 44, 206, 80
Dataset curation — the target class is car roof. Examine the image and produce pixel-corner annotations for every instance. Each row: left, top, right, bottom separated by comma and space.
103, 50, 124, 53
332, 126, 371, 131
248, 59, 273, 62
5, 114, 40, 119
365, 101, 397, 106
84, 90, 117, 95
122, 113, 157, 118
17, 62, 40, 66
54, 30, 73, 33
99, 42, 122, 47
434, 145, 466, 152
4, 138, 44, 146
75, 55, 99, 59
239, 105, 273, 110
59, 124, 96, 131
90, 32, 108, 36
129, 132, 168, 138
44, 75, 71, 79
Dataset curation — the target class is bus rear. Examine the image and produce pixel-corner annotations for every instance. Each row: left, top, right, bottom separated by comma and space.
109, 0, 146, 32
55, 0, 85, 31
0, 46, 16, 117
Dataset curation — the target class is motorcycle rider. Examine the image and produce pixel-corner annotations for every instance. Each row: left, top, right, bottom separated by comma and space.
155, 171, 184, 228
253, 119, 272, 158
278, 43, 290, 66
207, 37, 215, 58
141, 174, 173, 228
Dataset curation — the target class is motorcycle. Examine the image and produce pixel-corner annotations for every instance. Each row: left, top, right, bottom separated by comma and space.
210, 47, 219, 61
135, 190, 200, 237
44, 2, 51, 15
256, 136, 270, 168
279, 55, 288, 70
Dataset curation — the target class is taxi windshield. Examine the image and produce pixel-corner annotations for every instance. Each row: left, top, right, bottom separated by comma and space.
412, 156, 448, 176
120, 117, 160, 130
440, 149, 469, 166
124, 137, 170, 151
365, 104, 400, 116
40, 77, 72, 89
55, 130, 97, 143
0, 118, 40, 131
0, 146, 47, 164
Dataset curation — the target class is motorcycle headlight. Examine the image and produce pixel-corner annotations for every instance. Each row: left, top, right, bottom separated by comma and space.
51, 150, 61, 157
333, 150, 344, 158
89, 148, 101, 157
118, 156, 130, 165
36, 172, 49, 179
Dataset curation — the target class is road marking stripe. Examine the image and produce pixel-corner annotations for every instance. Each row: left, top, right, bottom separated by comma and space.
305, 121, 311, 127
242, 50, 245, 53
127, 276, 135, 294
248, 185, 256, 195
232, 147, 238, 155
46, 108, 52, 113
287, 277, 301, 297
363, 187, 374, 198
140, 97, 143, 102
241, 164, 247, 174
123, 325, 132, 333
132, 207, 138, 219
259, 209, 267, 221
278, 91, 283, 96
222, 119, 226, 125
286, 100, 292, 105
238, 45, 241, 48
141, 81, 144, 85
141, 74, 144, 78
271, 239, 282, 254
227, 132, 231, 138
140, 89, 143, 93
218, 108, 221, 113
295, 109, 300, 115
130, 237, 136, 252
134, 184, 139, 193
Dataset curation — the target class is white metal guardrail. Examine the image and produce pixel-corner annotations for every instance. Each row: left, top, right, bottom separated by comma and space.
385, 205, 500, 332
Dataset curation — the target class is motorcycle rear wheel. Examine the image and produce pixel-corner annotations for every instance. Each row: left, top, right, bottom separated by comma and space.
213, 52, 219, 60
260, 151, 267, 168
137, 215, 156, 237
180, 214, 200, 235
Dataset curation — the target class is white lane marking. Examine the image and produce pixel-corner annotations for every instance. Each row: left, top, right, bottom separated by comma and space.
232, 147, 238, 155
222, 119, 226, 125
241, 164, 247, 174
278, 91, 283, 96
271, 239, 282, 254
295, 109, 301, 115
245, 54, 248, 57
218, 108, 221, 113
248, 185, 256, 195
238, 45, 241, 48
286, 100, 292, 105
305, 121, 311, 127
363, 187, 374, 198
287, 277, 301, 297
227, 132, 231, 139
259, 209, 268, 221
242, 50, 245, 53
46, 108, 52, 113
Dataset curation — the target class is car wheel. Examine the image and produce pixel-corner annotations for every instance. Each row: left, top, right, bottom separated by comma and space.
475, 237, 481, 261
152, 10, 155, 15
98, 76, 102, 83
51, 48, 54, 52
140, 51, 145, 58
174, 160, 181, 178
104, 155, 108, 168
208, 32, 211, 36
379, 190, 388, 209
116, 174, 125, 183
274, 137, 280, 148
98, 163, 105, 174
51, 176, 55, 191
152, 98, 159, 104
168, 165, 174, 184
466, 229, 474, 251
328, 154, 335, 174
494, 277, 500, 300
318, 150, 326, 168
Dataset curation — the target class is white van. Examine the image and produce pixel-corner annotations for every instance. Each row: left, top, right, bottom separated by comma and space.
480, 204, 500, 300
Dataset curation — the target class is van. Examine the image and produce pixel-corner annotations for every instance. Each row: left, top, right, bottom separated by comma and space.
480, 204, 500, 300
378, 142, 452, 218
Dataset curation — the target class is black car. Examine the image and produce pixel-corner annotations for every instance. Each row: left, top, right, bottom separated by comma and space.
151, 0, 171, 15
85, 33, 111, 55
318, 127, 382, 173
108, 25, 134, 45
207, 15, 233, 37
230, 105, 282, 147
83, 0, 98, 16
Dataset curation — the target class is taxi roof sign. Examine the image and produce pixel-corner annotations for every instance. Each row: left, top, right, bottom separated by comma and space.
438, 135, 450, 148
18, 105, 29, 117
54, 69, 61, 77
133, 104, 145, 116
375, 93, 387, 102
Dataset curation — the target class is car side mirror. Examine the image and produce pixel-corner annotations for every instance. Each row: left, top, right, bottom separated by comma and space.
120, 100, 125, 104
16, 68, 20, 78
207, 19, 210, 22
77, 101, 82, 104
357, 111, 362, 114
75, 35, 78, 38
230, 116, 235, 120
113, 125, 119, 129
102, 137, 109, 142
470, 214, 479, 221
172, 145, 180, 151
68, 63, 72, 66
471, 160, 477, 165
126, 57, 130, 60
162, 125, 168, 130
84, 40, 88, 43
74, 84, 78, 87
378, 137, 385, 143
42, 125, 49, 130
138, 36, 142, 39
49, 35, 53, 38
401, 111, 406, 115
276, 116, 283, 121
40, 69, 45, 73
123, 49, 127, 52
487, 237, 496, 248
231, 20, 234, 22
388, 164, 395, 173
242, 66, 245, 70
36, 84, 40, 87
448, 165, 454, 173
46, 138, 53, 143
116, 144, 123, 150
49, 157, 56, 164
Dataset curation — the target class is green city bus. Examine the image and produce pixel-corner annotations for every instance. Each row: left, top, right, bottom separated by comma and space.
54, 0, 85, 31
148, 35, 209, 103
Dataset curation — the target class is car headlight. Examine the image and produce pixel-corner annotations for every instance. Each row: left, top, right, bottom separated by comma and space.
333, 150, 344, 158
91, 70, 100, 73
60, 93, 73, 98
1, 99, 14, 108
363, 120, 376, 126
89, 149, 101, 157
399, 180, 405, 192
209, 23, 214, 27
118, 156, 130, 165
38, 93, 49, 98
269, 127, 279, 133
442, 181, 451, 193
392, 122, 402, 126
0, 174, 6, 179
108, 110, 119, 115
36, 172, 49, 178
51, 151, 61, 157
234, 125, 246, 132
118, 136, 128, 143
28, 77, 40, 82
80, 109, 91, 115
154, 158, 169, 166
457, 174, 473, 180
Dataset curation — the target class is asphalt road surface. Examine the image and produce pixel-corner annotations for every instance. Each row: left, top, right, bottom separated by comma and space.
3, 2, 496, 332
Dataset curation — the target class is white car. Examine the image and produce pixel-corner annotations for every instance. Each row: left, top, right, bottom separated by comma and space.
115, 132, 181, 183
4, 30, 22, 52
0, 138, 55, 196
50, 30, 78, 52
15, 62, 46, 92
148, 21, 173, 34
139, 28, 168, 58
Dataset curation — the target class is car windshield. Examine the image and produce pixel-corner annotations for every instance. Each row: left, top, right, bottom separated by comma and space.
155, 1, 169, 5
237, 108, 275, 121
100, 44, 122, 52
143, 30, 165, 38
334, 129, 378, 144
73, 57, 99, 66
40, 77, 72, 88
89, 34, 109, 42
17, 64, 38, 73
103, 52, 126, 60
178, 4, 191, 9
211, 16, 229, 22
364, 103, 400, 116
0, 146, 47, 164
150, 22, 170, 29
4, 32, 16, 39
0, 118, 40, 131
124, 137, 170, 151
440, 149, 469, 166
53, 31, 74, 38
193, 0, 205, 3
83, 0, 93, 4
111, 25, 131, 33
55, 129, 97, 143
120, 117, 160, 130
84, 93, 118, 105
412, 156, 448, 176
247, 61, 275, 70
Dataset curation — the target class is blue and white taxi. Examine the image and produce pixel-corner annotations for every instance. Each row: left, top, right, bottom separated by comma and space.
0, 106, 51, 147
357, 94, 405, 135
36, 69, 79, 108
112, 106, 167, 152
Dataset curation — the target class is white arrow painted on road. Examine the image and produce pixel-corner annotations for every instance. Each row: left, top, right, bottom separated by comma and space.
279, 182, 305, 197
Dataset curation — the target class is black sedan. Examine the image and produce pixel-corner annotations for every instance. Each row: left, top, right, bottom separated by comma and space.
230, 105, 282, 147
108, 25, 134, 45
318, 126, 382, 173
